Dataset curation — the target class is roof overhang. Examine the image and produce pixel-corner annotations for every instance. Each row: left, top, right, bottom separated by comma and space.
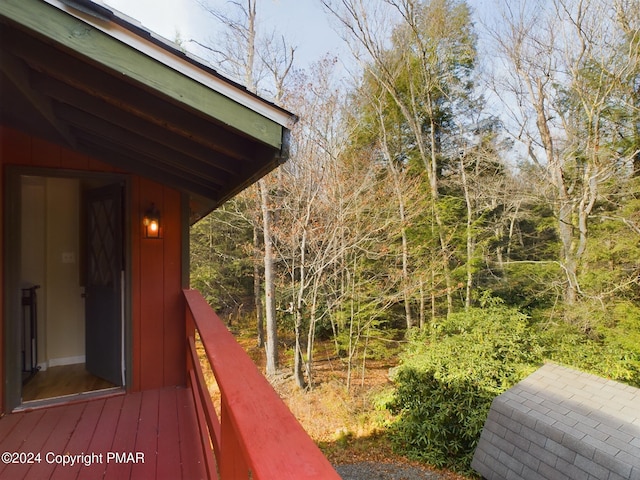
0, 0, 297, 221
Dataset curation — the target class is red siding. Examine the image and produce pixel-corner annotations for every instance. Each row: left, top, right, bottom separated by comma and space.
134, 179, 186, 390
1, 125, 187, 411
162, 187, 185, 387
0, 130, 4, 413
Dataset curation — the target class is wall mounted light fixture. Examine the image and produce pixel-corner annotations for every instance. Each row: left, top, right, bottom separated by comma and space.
143, 203, 161, 239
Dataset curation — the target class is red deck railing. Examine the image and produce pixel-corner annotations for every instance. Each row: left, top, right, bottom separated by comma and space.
184, 289, 341, 480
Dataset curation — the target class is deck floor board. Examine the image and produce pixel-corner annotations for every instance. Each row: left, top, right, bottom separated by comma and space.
0, 387, 207, 480
77, 394, 125, 480
103, 391, 141, 480
177, 387, 209, 480
26, 402, 86, 480
157, 387, 182, 480
131, 389, 159, 479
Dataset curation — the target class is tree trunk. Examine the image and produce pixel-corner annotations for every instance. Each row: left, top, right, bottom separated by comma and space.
260, 179, 278, 375
253, 225, 264, 348
293, 226, 308, 389
377, 109, 414, 329
459, 154, 474, 310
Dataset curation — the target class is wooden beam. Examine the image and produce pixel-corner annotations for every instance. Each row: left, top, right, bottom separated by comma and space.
0, 51, 77, 148
0, 0, 284, 149
2, 28, 263, 163
75, 136, 223, 201
30, 73, 244, 176
54, 103, 236, 188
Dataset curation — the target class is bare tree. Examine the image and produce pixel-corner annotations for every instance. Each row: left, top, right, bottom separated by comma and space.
322, 0, 477, 314
490, 0, 639, 306
195, 0, 296, 375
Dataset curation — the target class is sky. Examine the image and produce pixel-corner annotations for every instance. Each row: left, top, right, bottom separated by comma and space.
102, 0, 349, 72
101, 0, 497, 103
101, 0, 497, 67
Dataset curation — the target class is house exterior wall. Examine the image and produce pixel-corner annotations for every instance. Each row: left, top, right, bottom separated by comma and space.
1, 125, 187, 413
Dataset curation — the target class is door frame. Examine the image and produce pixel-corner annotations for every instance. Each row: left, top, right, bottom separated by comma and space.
3, 166, 132, 411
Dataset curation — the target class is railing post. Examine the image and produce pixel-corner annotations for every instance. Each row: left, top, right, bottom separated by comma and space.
185, 306, 195, 380
219, 400, 250, 479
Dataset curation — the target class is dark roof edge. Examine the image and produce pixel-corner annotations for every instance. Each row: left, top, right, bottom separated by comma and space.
54, 0, 298, 126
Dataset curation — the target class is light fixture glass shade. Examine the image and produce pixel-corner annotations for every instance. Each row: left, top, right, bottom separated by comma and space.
143, 203, 161, 239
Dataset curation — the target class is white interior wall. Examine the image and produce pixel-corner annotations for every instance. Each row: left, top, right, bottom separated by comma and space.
20, 176, 47, 367
20, 176, 85, 369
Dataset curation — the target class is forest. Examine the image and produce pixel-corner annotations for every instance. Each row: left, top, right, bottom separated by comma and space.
188, 0, 639, 474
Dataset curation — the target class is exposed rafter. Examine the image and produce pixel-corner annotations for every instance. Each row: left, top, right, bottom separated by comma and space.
0, 0, 297, 218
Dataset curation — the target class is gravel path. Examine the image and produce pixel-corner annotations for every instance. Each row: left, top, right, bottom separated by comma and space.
335, 462, 448, 479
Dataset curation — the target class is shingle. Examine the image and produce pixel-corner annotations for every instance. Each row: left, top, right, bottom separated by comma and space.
592, 448, 633, 479
608, 470, 630, 480
498, 449, 524, 475
472, 364, 640, 480
554, 420, 588, 441
520, 465, 547, 480
505, 428, 531, 452
535, 419, 565, 444
492, 430, 516, 456
575, 453, 611, 480
528, 441, 559, 467
596, 422, 634, 444
538, 458, 571, 480
582, 434, 621, 457
519, 424, 549, 448
512, 445, 540, 471
545, 437, 577, 463
560, 431, 596, 460
615, 450, 640, 470
568, 409, 601, 429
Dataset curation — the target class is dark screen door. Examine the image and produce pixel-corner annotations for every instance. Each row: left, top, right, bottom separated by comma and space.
85, 184, 123, 386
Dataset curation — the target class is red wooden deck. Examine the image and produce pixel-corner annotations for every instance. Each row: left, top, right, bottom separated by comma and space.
0, 387, 207, 480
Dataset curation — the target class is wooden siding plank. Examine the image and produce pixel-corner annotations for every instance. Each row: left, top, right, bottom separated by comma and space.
163, 187, 185, 387
0, 125, 32, 164
138, 179, 166, 390
0, 0, 284, 150
0, 149, 3, 415
130, 389, 159, 479
31, 136, 61, 168
61, 150, 90, 170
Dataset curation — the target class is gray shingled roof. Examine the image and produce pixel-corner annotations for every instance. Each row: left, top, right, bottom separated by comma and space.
472, 363, 640, 480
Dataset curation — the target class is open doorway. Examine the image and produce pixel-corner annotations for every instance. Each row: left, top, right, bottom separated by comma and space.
12, 172, 126, 407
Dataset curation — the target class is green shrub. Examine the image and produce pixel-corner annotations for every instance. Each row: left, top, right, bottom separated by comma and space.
386, 303, 542, 474
540, 303, 640, 387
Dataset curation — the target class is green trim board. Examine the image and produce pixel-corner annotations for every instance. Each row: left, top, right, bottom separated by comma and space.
0, 0, 284, 150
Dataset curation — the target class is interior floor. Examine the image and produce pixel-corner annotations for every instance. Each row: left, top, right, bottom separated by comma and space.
22, 363, 116, 402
